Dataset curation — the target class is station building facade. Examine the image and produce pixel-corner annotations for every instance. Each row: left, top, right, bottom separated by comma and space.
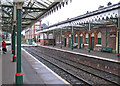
55, 26, 117, 53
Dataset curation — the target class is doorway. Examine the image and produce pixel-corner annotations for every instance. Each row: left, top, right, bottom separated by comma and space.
91, 37, 94, 50
79, 36, 83, 49
69, 37, 71, 47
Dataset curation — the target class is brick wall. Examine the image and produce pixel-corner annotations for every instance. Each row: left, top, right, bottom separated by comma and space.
55, 26, 117, 52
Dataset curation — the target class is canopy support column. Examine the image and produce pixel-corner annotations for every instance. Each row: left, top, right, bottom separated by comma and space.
12, 24, 16, 62
117, 17, 120, 57
60, 28, 62, 48
12, 33, 14, 54
88, 23, 91, 53
106, 28, 108, 47
71, 26, 73, 50
15, 2, 24, 84
12, 5, 17, 62
43, 33, 44, 45
47, 32, 49, 46
53, 30, 54, 47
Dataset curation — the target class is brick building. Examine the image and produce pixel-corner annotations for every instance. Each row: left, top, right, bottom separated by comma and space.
55, 26, 117, 52
25, 21, 41, 44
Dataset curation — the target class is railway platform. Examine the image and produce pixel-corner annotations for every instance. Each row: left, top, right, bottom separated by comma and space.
2, 46, 69, 85
38, 45, 120, 63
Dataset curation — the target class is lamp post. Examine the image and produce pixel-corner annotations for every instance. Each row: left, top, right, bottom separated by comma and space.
13, 0, 24, 84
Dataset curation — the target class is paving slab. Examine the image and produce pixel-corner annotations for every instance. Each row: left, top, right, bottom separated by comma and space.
2, 46, 16, 84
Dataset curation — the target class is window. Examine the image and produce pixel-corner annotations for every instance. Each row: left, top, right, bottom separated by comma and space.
98, 38, 101, 44
85, 33, 88, 44
97, 32, 101, 44
75, 34, 78, 43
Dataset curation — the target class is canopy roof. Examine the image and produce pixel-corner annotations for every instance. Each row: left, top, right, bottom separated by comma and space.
36, 2, 120, 34
0, 0, 71, 33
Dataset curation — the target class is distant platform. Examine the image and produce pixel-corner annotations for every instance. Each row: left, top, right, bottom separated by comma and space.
22, 44, 120, 63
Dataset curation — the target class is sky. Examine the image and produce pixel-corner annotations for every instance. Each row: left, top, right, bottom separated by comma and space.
22, 0, 119, 34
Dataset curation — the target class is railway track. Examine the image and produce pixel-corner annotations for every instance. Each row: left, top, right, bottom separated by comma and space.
38, 46, 120, 75
24, 47, 91, 85
36, 46, 120, 76
23, 47, 120, 85
30, 47, 120, 85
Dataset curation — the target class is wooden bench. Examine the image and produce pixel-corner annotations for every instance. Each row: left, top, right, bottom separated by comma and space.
100, 47, 113, 53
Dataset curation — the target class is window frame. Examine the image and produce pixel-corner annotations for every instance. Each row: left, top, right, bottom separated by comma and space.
85, 33, 88, 44
97, 32, 102, 45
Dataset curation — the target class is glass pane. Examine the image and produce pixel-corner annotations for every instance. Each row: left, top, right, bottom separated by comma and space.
97, 38, 101, 44
85, 38, 88, 44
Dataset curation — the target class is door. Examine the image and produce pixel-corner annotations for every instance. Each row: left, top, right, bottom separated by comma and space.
64, 38, 66, 47
91, 37, 94, 50
69, 37, 71, 47
79, 36, 83, 49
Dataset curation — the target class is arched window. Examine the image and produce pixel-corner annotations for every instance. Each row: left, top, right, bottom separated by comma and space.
85, 33, 88, 44
97, 32, 101, 44
91, 33, 94, 37
75, 34, 78, 43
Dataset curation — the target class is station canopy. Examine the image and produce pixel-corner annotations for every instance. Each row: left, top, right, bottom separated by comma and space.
0, 0, 71, 33
36, 2, 120, 34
